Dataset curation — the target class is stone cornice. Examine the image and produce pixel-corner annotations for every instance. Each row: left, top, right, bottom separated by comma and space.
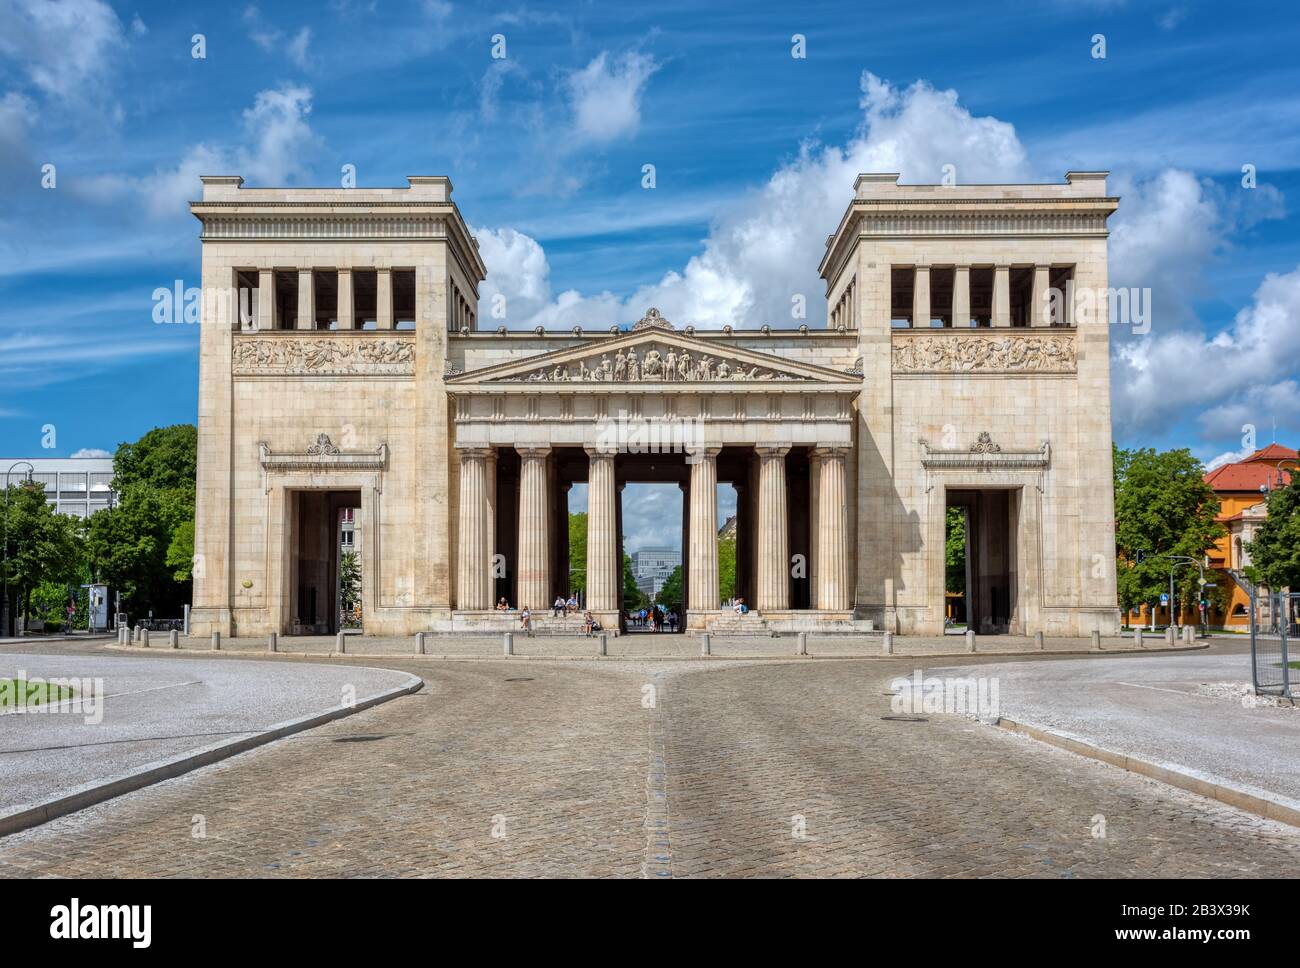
920, 434, 1051, 470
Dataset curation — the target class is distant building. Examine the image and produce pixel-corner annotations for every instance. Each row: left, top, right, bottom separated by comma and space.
1204, 444, 1297, 628
0, 457, 116, 519
632, 547, 680, 599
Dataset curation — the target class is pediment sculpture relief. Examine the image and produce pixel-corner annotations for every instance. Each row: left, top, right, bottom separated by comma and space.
504, 344, 810, 383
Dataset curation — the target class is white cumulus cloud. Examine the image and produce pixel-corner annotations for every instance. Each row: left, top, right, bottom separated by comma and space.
567, 51, 659, 143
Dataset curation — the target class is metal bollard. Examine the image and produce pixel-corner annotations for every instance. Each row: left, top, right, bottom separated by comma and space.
1166, 626, 1176, 648
133, 625, 142, 644
882, 631, 893, 655
503, 632, 513, 656
1134, 628, 1143, 649
336, 631, 346, 654
797, 632, 808, 656
268, 632, 278, 653
211, 630, 221, 651
966, 629, 976, 653
1091, 629, 1101, 650
598, 632, 608, 656
169, 629, 178, 649
701, 632, 711, 656
1034, 631, 1044, 651
141, 628, 150, 648
415, 631, 425, 655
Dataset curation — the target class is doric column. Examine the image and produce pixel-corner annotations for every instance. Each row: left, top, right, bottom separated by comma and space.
376, 268, 394, 330
912, 265, 931, 328
813, 447, 849, 610
456, 448, 490, 610
296, 269, 314, 329
516, 446, 551, 611
585, 444, 618, 610
952, 265, 971, 328
337, 268, 354, 330
257, 268, 274, 330
755, 446, 790, 611
485, 449, 498, 561
992, 265, 1011, 327
1031, 263, 1051, 326
687, 447, 721, 611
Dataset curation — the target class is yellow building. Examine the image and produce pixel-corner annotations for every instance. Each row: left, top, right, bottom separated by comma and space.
1203, 444, 1296, 628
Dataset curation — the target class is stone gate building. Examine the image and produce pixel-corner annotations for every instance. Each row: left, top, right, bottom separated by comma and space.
189, 172, 1122, 637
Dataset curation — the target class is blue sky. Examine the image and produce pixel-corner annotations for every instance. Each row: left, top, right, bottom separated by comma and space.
1, 0, 1298, 538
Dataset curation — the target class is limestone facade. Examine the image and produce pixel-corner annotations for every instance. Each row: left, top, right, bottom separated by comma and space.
189, 172, 1121, 637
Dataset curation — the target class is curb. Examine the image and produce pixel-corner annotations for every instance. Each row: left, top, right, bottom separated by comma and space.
0, 669, 424, 839
995, 716, 1300, 830
105, 642, 1209, 663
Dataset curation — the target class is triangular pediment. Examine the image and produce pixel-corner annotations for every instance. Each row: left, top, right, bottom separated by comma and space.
447, 328, 858, 387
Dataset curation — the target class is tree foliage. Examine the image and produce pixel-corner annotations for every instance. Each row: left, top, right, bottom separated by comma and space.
655, 565, 683, 610
945, 507, 966, 596
2, 481, 81, 633
718, 534, 736, 602
86, 424, 197, 618
568, 512, 587, 595
1113, 445, 1223, 615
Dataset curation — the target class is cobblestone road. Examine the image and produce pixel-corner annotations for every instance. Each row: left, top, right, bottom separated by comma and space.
1, 643, 1296, 877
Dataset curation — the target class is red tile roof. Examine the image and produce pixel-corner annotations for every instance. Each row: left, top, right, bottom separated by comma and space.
1204, 444, 1296, 492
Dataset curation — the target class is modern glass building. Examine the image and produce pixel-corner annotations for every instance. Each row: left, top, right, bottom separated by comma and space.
0, 458, 117, 519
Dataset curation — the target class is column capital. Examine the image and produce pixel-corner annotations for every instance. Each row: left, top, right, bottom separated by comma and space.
685, 446, 721, 465
517, 445, 551, 459
755, 445, 791, 459
914, 263, 931, 272
811, 445, 848, 461
584, 445, 617, 460
456, 446, 493, 460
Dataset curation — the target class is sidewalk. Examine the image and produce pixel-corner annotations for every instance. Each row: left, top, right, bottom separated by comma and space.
929, 652, 1300, 824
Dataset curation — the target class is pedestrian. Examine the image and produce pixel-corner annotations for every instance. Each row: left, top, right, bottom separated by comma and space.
520, 606, 533, 636
552, 595, 565, 617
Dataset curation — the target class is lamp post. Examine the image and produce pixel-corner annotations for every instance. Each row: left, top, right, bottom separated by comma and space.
2, 461, 36, 638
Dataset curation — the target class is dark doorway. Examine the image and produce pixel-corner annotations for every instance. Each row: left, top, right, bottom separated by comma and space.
946, 488, 1018, 634
289, 489, 361, 634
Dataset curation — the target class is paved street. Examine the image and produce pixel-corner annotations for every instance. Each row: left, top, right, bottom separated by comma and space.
0, 653, 417, 815
1, 641, 1298, 877
931, 652, 1300, 805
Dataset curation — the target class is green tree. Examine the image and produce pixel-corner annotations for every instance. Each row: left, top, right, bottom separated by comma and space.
718, 535, 736, 602
568, 512, 587, 596
945, 507, 966, 596
85, 424, 197, 619
655, 565, 683, 610
1245, 477, 1300, 591
2, 481, 82, 634
1113, 445, 1224, 619
338, 551, 361, 627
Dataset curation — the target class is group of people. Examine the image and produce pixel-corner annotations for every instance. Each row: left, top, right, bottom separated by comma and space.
503, 597, 679, 636
627, 606, 678, 632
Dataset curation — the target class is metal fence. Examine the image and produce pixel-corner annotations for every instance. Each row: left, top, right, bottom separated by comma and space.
1250, 591, 1299, 697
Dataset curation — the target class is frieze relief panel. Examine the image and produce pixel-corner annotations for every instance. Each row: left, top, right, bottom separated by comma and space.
892, 331, 1076, 374
232, 335, 415, 375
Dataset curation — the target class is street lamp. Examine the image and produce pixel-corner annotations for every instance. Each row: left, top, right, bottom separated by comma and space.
1155, 553, 1207, 634
2, 460, 36, 638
